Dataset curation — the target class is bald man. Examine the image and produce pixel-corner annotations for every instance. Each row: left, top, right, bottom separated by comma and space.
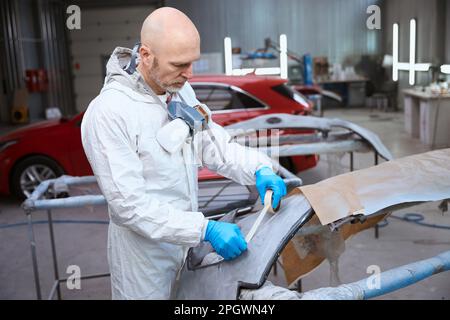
81, 7, 285, 299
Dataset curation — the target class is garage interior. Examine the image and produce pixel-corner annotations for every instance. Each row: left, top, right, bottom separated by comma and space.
0, 0, 449, 300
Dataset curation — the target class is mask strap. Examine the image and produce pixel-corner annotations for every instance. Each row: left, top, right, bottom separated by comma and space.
124, 42, 141, 75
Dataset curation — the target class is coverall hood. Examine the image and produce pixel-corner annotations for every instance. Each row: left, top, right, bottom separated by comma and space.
104, 46, 158, 102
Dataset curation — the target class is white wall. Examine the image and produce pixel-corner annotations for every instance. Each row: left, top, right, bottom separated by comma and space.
446, 0, 450, 80
382, 0, 446, 96
67, 0, 449, 112
69, 5, 156, 112
167, 0, 383, 65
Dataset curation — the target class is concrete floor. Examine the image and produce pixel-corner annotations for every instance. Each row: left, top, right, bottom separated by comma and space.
0, 108, 449, 300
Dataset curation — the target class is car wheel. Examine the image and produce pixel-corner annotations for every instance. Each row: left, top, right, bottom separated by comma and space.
11, 156, 65, 200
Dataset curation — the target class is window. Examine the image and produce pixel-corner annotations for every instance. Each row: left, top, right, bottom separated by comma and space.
271, 84, 309, 107
194, 86, 232, 111
192, 84, 266, 111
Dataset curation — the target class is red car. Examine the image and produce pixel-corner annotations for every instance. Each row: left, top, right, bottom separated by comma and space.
0, 74, 318, 199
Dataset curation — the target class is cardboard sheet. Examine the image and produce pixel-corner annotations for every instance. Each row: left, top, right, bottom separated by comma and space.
299, 148, 450, 226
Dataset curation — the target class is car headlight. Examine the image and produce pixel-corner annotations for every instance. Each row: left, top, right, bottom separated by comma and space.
0, 140, 18, 153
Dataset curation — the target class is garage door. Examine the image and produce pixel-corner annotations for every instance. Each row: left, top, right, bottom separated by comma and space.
69, 5, 156, 112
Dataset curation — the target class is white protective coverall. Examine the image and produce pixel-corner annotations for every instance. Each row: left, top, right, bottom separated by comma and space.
81, 47, 273, 299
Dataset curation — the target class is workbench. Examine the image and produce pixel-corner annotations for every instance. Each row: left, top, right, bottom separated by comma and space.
317, 78, 368, 108
403, 88, 450, 147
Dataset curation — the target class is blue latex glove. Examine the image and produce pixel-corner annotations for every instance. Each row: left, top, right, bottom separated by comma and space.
255, 166, 287, 210
204, 220, 247, 260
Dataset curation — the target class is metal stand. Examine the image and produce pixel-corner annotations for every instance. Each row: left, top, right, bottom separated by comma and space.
23, 176, 110, 300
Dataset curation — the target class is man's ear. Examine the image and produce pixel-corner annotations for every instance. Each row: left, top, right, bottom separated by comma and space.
139, 45, 154, 67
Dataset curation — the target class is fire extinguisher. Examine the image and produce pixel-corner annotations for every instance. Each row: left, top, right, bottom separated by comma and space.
25, 69, 48, 92
25, 70, 39, 92
37, 69, 48, 92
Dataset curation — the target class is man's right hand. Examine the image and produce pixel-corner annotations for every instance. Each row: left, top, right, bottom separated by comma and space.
204, 220, 247, 260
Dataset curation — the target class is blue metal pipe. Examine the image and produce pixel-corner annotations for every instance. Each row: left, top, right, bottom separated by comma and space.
359, 250, 450, 299
30, 195, 106, 210
298, 250, 450, 299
